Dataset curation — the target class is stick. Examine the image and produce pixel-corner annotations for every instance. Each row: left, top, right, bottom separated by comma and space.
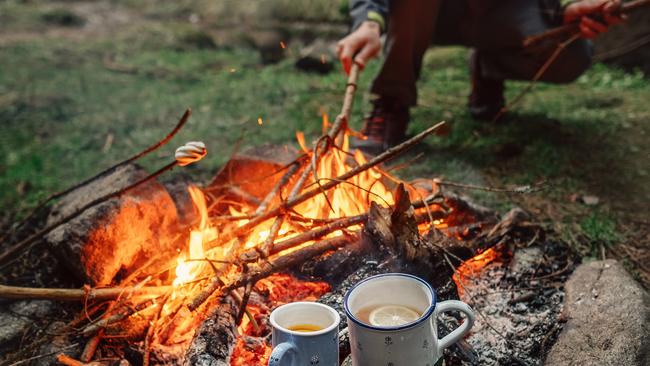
258, 63, 361, 255
1, 109, 191, 241
80, 330, 103, 362
57, 354, 87, 366
433, 179, 547, 194
143, 296, 167, 366
255, 160, 304, 215
0, 284, 172, 301
0, 161, 178, 267
522, 0, 650, 48
233, 283, 256, 329
493, 34, 580, 122
208, 121, 446, 248
267, 214, 366, 256
188, 234, 352, 310
57, 354, 104, 366
239, 213, 366, 263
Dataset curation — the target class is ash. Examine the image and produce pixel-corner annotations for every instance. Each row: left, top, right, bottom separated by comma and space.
450, 242, 573, 366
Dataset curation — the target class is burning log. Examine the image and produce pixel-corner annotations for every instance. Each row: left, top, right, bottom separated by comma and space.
184, 294, 239, 366
40, 163, 181, 285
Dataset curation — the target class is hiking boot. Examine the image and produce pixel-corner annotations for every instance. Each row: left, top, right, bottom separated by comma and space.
468, 51, 505, 121
351, 97, 410, 155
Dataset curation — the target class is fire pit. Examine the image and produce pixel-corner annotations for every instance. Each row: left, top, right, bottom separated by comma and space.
0, 66, 577, 366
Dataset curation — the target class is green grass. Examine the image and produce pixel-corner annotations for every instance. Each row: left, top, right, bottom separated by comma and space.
580, 212, 621, 257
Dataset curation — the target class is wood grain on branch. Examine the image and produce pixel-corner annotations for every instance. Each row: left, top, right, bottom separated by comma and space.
0, 284, 171, 301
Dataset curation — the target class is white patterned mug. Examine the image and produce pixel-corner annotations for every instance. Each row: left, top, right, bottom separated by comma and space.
344, 273, 475, 366
268, 302, 340, 366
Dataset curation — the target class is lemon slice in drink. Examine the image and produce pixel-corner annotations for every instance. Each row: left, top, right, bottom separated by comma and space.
369, 305, 420, 326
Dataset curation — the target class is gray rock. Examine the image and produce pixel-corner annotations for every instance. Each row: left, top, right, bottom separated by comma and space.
509, 246, 543, 274
45, 163, 180, 285
545, 260, 650, 366
0, 300, 52, 346
32, 321, 81, 366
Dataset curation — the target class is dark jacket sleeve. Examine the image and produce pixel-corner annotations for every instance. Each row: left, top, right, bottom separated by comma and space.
349, 0, 389, 31
540, 0, 574, 25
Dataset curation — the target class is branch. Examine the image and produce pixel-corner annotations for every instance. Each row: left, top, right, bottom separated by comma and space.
258, 63, 362, 255
254, 160, 304, 215
434, 179, 548, 194
493, 34, 580, 122
188, 234, 352, 311
0, 284, 172, 301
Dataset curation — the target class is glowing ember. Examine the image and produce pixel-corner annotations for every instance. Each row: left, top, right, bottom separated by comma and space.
452, 248, 500, 296
231, 338, 272, 366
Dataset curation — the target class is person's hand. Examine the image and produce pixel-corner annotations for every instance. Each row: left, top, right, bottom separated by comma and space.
564, 0, 626, 39
336, 21, 382, 74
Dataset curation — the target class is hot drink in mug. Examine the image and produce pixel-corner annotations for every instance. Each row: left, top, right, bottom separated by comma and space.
345, 273, 475, 366
268, 302, 340, 366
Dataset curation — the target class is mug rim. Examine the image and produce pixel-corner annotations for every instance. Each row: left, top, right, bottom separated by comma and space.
344, 273, 437, 331
270, 301, 341, 337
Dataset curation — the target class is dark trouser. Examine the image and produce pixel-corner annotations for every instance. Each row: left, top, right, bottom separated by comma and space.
371, 0, 593, 107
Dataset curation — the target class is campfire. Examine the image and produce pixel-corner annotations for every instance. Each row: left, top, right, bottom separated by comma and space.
0, 65, 570, 366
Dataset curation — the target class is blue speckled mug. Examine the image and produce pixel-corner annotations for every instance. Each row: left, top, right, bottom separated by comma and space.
345, 273, 475, 366
268, 302, 340, 366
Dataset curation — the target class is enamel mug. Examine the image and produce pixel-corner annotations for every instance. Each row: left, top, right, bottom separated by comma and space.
268, 302, 340, 366
344, 273, 475, 366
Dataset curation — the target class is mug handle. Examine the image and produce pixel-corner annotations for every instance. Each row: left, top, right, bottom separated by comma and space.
433, 300, 475, 354
268, 342, 297, 366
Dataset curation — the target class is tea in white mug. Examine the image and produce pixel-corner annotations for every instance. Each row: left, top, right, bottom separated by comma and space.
354, 304, 422, 326
287, 324, 324, 333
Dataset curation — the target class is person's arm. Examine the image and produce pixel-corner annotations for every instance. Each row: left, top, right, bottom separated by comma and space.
350, 0, 389, 32
563, 0, 625, 38
337, 0, 389, 75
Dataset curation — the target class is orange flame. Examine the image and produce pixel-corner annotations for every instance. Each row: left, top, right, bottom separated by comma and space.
452, 248, 499, 296
172, 186, 217, 287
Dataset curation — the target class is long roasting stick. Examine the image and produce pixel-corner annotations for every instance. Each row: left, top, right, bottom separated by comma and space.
207, 120, 447, 248
523, 0, 650, 48
258, 63, 361, 255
